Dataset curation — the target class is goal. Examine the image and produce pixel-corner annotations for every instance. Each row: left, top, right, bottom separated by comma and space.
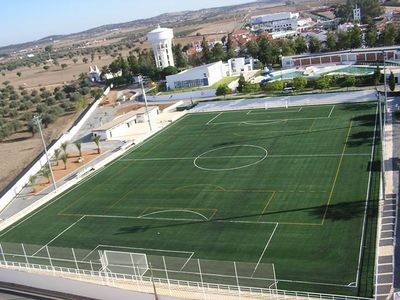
99, 250, 149, 276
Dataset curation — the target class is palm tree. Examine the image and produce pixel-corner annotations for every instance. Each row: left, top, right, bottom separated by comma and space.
39, 166, 51, 184
92, 135, 101, 154
29, 175, 37, 193
61, 142, 68, 157
74, 140, 82, 157
61, 153, 68, 170
53, 148, 61, 166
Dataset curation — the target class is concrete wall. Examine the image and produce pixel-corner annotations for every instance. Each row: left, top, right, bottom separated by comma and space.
0, 87, 110, 212
147, 89, 217, 102
0, 267, 180, 300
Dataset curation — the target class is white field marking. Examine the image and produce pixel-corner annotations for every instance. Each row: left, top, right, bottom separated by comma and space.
355, 104, 378, 288
328, 105, 335, 118
276, 278, 357, 288
240, 120, 286, 126
0, 115, 190, 238
193, 144, 268, 171
207, 105, 335, 126
251, 223, 278, 277
82, 244, 194, 262
206, 112, 223, 125
247, 107, 302, 115
84, 214, 202, 223
32, 215, 85, 256
139, 209, 209, 221
119, 153, 370, 162
179, 252, 195, 271
120, 155, 265, 162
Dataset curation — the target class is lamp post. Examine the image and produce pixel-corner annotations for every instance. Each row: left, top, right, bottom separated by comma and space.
33, 115, 57, 191
382, 51, 388, 125
139, 75, 153, 132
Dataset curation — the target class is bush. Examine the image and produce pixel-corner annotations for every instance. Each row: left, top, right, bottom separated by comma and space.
262, 80, 284, 92
216, 84, 233, 97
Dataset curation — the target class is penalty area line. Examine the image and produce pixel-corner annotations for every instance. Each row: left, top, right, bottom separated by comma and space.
206, 112, 223, 125
32, 215, 85, 256
251, 223, 278, 277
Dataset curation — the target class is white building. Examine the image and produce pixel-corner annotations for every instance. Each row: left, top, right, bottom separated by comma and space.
166, 61, 225, 90
92, 107, 160, 141
250, 12, 299, 32
166, 58, 254, 90
147, 25, 174, 69
226, 57, 254, 76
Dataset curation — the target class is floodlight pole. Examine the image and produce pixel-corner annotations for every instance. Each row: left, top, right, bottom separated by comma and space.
383, 51, 388, 125
139, 76, 153, 132
33, 115, 57, 191
378, 93, 386, 200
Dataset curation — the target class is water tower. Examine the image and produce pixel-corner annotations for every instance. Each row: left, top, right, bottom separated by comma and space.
147, 25, 175, 69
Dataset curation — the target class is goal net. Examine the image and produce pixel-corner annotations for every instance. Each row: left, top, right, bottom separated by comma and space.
99, 250, 148, 277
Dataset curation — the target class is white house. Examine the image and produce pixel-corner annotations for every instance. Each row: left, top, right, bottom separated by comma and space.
92, 106, 160, 141
226, 57, 254, 76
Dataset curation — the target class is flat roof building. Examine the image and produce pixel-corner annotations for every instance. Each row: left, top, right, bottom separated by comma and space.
250, 12, 299, 32
92, 106, 159, 141
281, 46, 400, 68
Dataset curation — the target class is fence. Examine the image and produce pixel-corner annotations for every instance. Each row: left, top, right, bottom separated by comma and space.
0, 242, 372, 300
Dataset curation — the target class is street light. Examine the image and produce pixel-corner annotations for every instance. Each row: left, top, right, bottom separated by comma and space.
139, 75, 153, 132
33, 115, 57, 191
382, 51, 388, 125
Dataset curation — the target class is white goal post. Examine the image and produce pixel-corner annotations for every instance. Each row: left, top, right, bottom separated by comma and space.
99, 250, 149, 276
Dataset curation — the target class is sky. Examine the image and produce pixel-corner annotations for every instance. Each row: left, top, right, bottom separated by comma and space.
1, 0, 253, 47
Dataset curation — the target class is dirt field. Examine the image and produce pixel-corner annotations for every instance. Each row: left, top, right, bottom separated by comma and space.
31, 150, 101, 195
0, 111, 80, 193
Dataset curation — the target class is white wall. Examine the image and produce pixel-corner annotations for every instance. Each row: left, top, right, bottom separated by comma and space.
0, 87, 110, 212
166, 62, 224, 90
147, 89, 217, 102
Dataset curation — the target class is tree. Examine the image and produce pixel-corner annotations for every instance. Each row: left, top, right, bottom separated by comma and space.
74, 140, 82, 157
326, 33, 337, 51
365, 26, 377, 48
201, 37, 212, 63
27, 120, 38, 136
216, 84, 232, 98
92, 135, 101, 154
237, 74, 246, 93
247, 41, 259, 58
61, 153, 68, 170
382, 23, 397, 46
29, 175, 37, 193
91, 53, 95, 62
61, 142, 68, 156
43, 66, 50, 71
389, 71, 396, 91
315, 76, 331, 92
211, 43, 225, 62
53, 148, 61, 166
293, 77, 307, 92
350, 26, 362, 49
342, 75, 356, 91
337, 32, 351, 50
61, 63, 68, 70
294, 36, 307, 54
39, 165, 51, 184
308, 37, 320, 53
172, 44, 188, 68
262, 80, 284, 92
374, 66, 381, 86
82, 57, 89, 64
161, 66, 178, 79
72, 58, 78, 64
16, 72, 21, 77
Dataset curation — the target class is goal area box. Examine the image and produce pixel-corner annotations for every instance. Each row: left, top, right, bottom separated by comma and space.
100, 250, 149, 276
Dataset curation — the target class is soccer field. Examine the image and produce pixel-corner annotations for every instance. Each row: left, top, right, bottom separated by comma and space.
0, 102, 380, 297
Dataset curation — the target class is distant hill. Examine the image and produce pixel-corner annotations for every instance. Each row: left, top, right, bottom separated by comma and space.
0, 0, 288, 54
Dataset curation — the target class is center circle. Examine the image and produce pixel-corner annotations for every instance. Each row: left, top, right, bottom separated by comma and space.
193, 145, 268, 171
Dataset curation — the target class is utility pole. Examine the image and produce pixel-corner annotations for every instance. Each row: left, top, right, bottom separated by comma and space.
139, 76, 153, 132
33, 115, 57, 191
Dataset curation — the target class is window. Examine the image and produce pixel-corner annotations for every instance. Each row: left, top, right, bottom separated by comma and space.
203, 73, 207, 78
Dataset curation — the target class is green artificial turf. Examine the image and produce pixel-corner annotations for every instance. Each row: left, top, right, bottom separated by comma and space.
0, 102, 380, 297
